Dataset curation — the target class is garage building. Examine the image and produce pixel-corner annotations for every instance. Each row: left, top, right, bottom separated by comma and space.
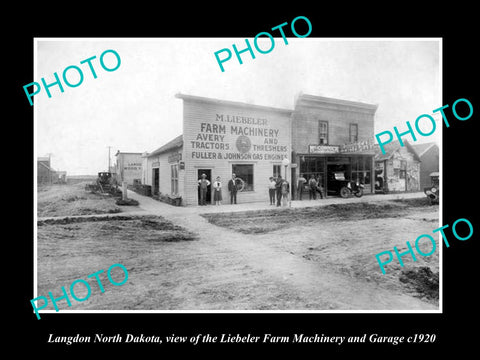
144, 93, 381, 205
291, 94, 378, 198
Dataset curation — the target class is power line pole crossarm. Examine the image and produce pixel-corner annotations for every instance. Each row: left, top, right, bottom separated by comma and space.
107, 146, 112, 173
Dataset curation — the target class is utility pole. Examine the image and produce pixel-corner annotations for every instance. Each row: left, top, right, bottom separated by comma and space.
107, 146, 112, 172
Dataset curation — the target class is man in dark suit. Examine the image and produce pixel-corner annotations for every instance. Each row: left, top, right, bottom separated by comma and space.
227, 173, 238, 204
275, 175, 283, 207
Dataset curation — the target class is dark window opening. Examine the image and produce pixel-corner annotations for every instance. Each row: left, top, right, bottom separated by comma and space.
232, 164, 254, 191
319, 121, 328, 145
349, 123, 358, 143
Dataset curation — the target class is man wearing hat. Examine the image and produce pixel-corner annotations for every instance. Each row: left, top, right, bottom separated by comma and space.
198, 173, 210, 206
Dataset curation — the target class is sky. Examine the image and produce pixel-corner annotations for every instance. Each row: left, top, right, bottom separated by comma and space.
35, 38, 441, 175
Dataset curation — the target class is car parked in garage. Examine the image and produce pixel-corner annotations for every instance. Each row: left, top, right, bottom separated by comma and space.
327, 171, 364, 198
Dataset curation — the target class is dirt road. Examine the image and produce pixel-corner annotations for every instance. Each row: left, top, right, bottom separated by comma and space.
36, 185, 438, 311
122, 191, 438, 310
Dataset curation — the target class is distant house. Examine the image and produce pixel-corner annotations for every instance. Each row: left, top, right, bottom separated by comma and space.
38, 157, 67, 184
55, 171, 67, 184
37, 157, 56, 184
410, 142, 439, 189
374, 140, 421, 193
114, 151, 143, 185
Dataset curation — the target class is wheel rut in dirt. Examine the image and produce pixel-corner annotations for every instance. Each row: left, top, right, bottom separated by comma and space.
169, 212, 436, 310
127, 191, 437, 310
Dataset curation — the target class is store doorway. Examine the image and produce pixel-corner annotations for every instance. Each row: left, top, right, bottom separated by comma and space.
197, 169, 212, 205
152, 168, 159, 195
375, 161, 386, 193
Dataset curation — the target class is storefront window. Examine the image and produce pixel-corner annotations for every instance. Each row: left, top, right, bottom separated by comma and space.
300, 156, 325, 186
273, 164, 281, 178
351, 157, 358, 171
233, 164, 254, 191
364, 157, 371, 185
351, 156, 371, 185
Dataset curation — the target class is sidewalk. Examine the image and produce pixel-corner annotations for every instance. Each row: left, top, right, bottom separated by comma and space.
38, 191, 427, 221
126, 190, 426, 216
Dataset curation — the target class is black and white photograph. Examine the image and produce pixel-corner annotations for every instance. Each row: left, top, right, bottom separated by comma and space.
15, 7, 479, 355
34, 38, 441, 313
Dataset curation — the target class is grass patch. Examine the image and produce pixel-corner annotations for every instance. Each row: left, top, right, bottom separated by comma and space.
37, 183, 122, 217
399, 266, 439, 301
201, 200, 431, 234
38, 215, 198, 241
115, 198, 139, 206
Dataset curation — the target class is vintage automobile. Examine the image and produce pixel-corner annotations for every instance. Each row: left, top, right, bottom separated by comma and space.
85, 172, 116, 194
424, 172, 439, 204
327, 171, 364, 198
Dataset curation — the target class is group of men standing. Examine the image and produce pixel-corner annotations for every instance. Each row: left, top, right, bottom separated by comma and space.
297, 174, 324, 200
198, 173, 240, 206
268, 176, 290, 207
199, 172, 322, 206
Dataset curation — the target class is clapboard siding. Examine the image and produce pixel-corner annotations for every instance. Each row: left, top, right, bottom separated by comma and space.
182, 98, 291, 206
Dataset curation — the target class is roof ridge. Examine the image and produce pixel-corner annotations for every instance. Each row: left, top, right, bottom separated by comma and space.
147, 134, 183, 157
410, 142, 437, 157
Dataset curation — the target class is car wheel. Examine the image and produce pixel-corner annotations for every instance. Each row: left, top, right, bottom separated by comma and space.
340, 186, 351, 198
